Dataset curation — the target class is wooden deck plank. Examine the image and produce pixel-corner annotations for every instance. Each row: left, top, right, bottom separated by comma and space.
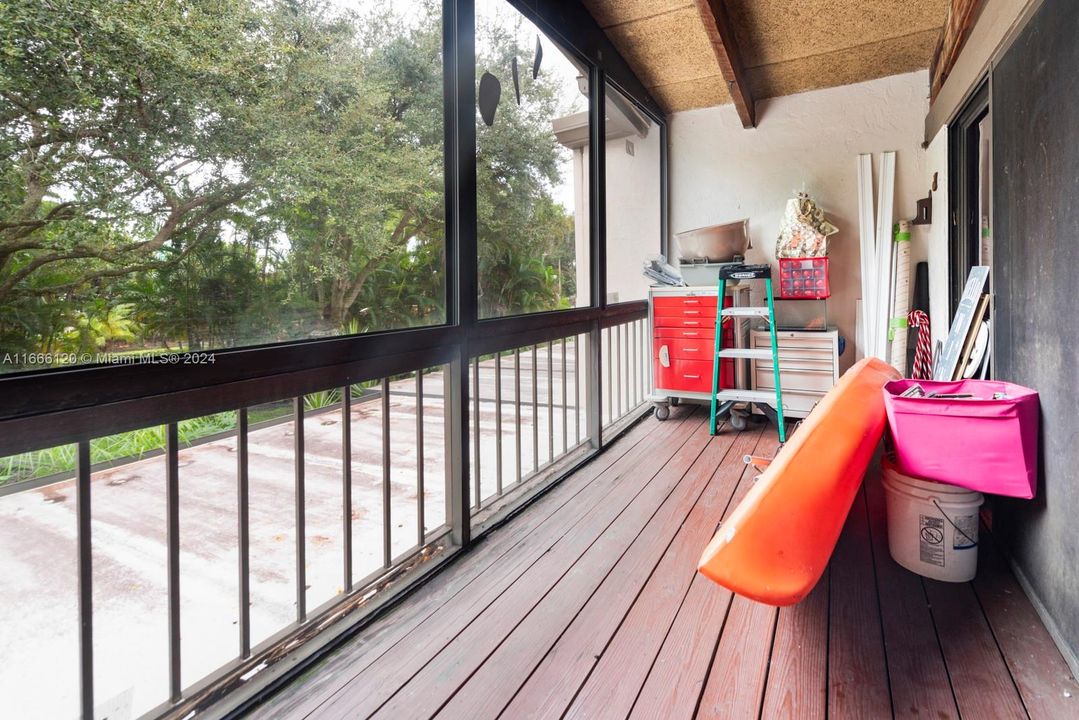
251, 419, 1078, 720
696, 595, 778, 718
923, 577, 1028, 718
318, 412, 708, 718
253, 414, 657, 718
253, 409, 690, 719
759, 568, 829, 720
689, 430, 785, 720
826, 487, 892, 719
864, 469, 960, 720
630, 573, 736, 720
435, 423, 752, 719
561, 427, 768, 720
366, 415, 714, 718
973, 532, 1079, 719
627, 438, 766, 720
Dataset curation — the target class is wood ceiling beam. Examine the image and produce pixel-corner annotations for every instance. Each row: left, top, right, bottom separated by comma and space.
929, 0, 984, 101
694, 0, 756, 128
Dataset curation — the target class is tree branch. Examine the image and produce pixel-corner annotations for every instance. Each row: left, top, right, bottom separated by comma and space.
19, 127, 106, 150
114, 152, 181, 210
0, 90, 38, 116
5, 237, 203, 302
0, 183, 252, 302
0, 248, 104, 299
124, 181, 254, 254
343, 257, 381, 311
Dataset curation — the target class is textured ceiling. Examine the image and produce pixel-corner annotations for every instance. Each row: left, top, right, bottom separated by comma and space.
582, 0, 948, 114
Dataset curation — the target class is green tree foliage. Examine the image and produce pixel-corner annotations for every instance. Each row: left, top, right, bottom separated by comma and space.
0, 0, 579, 368
268, 2, 447, 327
474, 12, 579, 317
0, 0, 273, 297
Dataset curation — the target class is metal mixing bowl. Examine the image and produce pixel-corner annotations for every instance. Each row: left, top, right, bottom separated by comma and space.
674, 219, 750, 262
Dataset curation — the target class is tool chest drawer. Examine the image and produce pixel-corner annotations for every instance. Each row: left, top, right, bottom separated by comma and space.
653, 305, 718, 320
654, 331, 733, 390
750, 328, 839, 418
754, 367, 836, 394
770, 390, 823, 416
752, 354, 834, 374
654, 359, 715, 394
653, 315, 714, 329
652, 295, 719, 312
763, 331, 836, 352
751, 351, 832, 373
752, 333, 836, 363
652, 297, 719, 319
654, 337, 714, 361
653, 326, 715, 340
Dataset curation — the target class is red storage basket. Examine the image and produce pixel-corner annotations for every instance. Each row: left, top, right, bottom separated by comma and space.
778, 257, 829, 299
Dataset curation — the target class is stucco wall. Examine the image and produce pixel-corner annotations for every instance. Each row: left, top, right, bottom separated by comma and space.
606, 128, 662, 303
669, 71, 931, 369
574, 127, 662, 306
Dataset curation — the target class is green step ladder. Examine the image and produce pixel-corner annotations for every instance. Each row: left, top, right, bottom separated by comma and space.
709, 263, 786, 443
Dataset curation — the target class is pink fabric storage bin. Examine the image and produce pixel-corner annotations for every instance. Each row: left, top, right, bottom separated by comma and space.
882, 379, 1039, 499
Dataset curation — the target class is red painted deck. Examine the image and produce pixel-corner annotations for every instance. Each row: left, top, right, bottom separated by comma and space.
251, 406, 1078, 719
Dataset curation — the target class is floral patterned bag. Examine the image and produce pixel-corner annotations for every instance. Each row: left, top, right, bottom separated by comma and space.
776, 192, 838, 258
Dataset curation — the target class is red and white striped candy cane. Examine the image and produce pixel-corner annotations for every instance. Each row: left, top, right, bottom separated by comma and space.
907, 309, 932, 379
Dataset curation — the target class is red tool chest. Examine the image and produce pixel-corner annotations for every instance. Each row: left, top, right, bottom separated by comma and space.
652, 292, 734, 394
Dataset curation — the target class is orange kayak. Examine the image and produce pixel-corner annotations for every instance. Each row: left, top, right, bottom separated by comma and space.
697, 357, 900, 606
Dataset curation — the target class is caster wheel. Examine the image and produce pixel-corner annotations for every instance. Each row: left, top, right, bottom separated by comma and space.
729, 411, 748, 431
654, 404, 670, 421
669, 397, 680, 407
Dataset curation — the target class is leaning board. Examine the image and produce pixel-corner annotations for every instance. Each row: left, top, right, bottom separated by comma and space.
933, 266, 989, 380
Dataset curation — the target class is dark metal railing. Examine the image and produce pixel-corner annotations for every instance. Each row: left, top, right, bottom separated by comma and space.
468, 312, 650, 525
602, 315, 651, 431
0, 0, 664, 711
468, 332, 590, 515
0, 301, 649, 720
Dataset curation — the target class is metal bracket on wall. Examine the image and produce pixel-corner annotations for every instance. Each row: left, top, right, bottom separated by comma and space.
913, 192, 933, 225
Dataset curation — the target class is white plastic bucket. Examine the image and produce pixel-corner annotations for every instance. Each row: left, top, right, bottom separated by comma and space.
881, 460, 983, 582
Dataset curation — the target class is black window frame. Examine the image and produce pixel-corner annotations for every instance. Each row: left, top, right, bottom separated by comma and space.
0, 0, 666, 433
0, 4, 668, 716
947, 79, 990, 318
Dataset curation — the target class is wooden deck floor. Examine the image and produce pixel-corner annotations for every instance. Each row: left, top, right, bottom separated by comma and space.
251, 406, 1078, 720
